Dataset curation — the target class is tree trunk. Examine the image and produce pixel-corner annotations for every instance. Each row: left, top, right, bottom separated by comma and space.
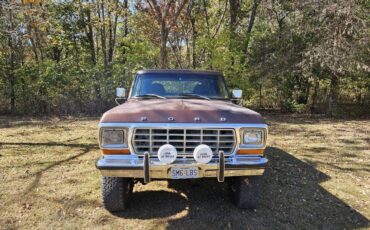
246, 0, 258, 34
243, 0, 259, 57
229, 0, 240, 66
327, 74, 339, 116
73, 36, 79, 70
169, 37, 183, 68
121, 0, 129, 81
190, 16, 196, 69
29, 30, 39, 61
310, 79, 320, 113
229, 0, 239, 32
185, 37, 190, 68
160, 25, 168, 69
108, 0, 118, 63
202, 0, 212, 68
98, 0, 108, 70
8, 44, 16, 114
86, 10, 96, 65
24, 5, 39, 61
7, 7, 16, 114
124, 0, 128, 36
259, 83, 262, 109
202, 0, 210, 35
84, 3, 101, 112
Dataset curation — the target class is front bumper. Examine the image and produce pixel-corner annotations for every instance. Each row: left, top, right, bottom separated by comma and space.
96, 154, 267, 181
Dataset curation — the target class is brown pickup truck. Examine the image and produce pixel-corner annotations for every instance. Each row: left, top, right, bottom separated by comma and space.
96, 70, 268, 211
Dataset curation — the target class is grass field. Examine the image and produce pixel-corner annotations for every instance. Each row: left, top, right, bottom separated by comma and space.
0, 115, 369, 229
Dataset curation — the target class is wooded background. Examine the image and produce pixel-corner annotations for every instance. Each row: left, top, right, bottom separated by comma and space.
0, 0, 369, 116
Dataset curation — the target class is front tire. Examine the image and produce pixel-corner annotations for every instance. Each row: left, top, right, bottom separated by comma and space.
229, 176, 262, 209
102, 176, 133, 212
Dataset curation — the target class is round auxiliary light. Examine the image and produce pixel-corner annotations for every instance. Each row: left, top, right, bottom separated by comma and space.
158, 144, 177, 164
193, 144, 213, 164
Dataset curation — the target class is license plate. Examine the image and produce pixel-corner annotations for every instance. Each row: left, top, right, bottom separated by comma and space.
170, 167, 199, 179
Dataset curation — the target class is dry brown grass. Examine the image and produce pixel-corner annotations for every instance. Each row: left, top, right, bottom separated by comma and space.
0, 115, 369, 229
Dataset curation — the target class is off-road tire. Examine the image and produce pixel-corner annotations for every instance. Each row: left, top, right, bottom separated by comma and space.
102, 176, 133, 212
229, 176, 262, 209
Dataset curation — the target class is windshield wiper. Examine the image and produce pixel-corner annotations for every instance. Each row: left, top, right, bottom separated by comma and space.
134, 94, 167, 99
178, 93, 210, 100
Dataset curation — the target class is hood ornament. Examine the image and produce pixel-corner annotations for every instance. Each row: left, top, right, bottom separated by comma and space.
220, 117, 227, 122
140, 116, 147, 122
168, 117, 175, 121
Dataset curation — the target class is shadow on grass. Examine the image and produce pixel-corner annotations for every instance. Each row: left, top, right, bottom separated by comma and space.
23, 147, 92, 195
0, 116, 99, 128
1, 141, 98, 211
0, 141, 98, 149
24, 143, 98, 194
3, 141, 97, 193
113, 147, 369, 229
114, 191, 188, 219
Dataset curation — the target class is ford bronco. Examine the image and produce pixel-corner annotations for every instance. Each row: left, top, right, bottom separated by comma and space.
96, 70, 268, 211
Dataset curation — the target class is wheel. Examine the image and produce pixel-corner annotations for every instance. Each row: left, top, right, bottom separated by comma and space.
102, 176, 133, 212
229, 176, 262, 209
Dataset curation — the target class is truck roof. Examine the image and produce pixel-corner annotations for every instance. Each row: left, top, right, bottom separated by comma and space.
137, 69, 222, 75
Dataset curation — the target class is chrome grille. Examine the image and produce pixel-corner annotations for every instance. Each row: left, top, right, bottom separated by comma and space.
132, 128, 236, 156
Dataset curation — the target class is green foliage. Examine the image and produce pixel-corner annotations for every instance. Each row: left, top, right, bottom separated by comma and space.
0, 0, 368, 116
281, 99, 306, 114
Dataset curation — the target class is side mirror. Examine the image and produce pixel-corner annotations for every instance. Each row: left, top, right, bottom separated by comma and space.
115, 88, 126, 105
116, 88, 126, 98
232, 89, 242, 99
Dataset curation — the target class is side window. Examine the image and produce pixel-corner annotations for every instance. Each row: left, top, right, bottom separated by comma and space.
217, 77, 227, 97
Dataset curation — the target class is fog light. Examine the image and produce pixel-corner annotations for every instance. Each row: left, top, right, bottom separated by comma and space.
158, 144, 177, 164
193, 144, 213, 164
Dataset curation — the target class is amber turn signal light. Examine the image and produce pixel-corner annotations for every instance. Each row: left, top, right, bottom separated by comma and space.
237, 149, 264, 155
101, 149, 130, 155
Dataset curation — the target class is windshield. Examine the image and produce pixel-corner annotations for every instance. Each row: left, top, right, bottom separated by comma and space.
131, 73, 229, 99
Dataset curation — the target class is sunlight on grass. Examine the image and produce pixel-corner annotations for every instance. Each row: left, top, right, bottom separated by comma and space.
0, 116, 369, 229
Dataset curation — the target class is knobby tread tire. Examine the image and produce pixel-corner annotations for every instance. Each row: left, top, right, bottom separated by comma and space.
102, 176, 133, 212
229, 176, 262, 209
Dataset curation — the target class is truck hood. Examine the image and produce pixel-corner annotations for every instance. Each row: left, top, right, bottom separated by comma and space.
100, 99, 264, 124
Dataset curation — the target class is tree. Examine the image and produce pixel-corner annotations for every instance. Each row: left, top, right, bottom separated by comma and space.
146, 0, 189, 68
0, 0, 368, 116
300, 0, 368, 115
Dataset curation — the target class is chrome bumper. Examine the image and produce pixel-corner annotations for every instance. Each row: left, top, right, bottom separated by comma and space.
96, 153, 267, 181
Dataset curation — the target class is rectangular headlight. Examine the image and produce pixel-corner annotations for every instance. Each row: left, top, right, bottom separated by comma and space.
240, 128, 266, 147
101, 129, 126, 146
